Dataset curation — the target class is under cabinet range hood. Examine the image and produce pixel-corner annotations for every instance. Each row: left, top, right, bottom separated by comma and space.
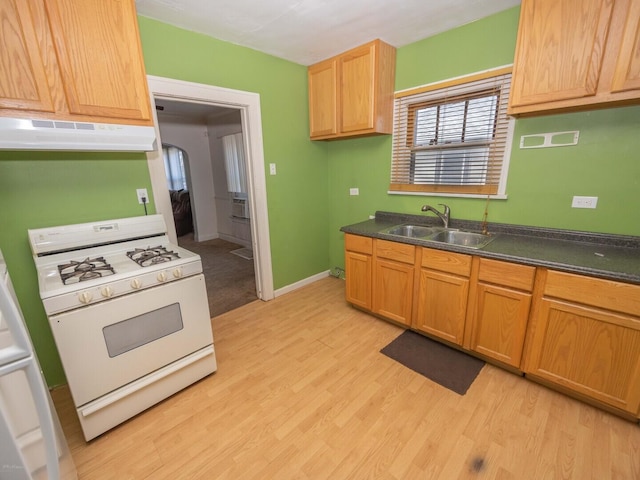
0, 117, 157, 152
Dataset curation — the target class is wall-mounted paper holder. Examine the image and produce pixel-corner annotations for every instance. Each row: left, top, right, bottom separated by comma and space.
520, 130, 579, 149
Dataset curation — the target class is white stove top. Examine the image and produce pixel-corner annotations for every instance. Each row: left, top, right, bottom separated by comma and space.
34, 238, 199, 294
28, 215, 203, 315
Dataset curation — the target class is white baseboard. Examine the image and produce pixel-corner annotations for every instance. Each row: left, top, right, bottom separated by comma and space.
218, 232, 252, 248
274, 270, 331, 297
196, 233, 218, 242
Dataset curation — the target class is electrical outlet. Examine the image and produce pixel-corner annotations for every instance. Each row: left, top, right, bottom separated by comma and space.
571, 196, 598, 209
137, 188, 148, 204
269, 163, 276, 175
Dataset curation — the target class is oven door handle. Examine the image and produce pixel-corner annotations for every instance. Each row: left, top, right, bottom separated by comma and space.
79, 345, 214, 417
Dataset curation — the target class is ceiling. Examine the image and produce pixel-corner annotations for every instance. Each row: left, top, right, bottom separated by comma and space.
135, 0, 520, 66
155, 98, 234, 120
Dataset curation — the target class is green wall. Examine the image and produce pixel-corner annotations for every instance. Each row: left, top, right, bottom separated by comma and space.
0, 153, 154, 386
327, 6, 640, 271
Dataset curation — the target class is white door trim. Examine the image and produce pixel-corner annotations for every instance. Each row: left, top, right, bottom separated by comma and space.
145, 75, 274, 301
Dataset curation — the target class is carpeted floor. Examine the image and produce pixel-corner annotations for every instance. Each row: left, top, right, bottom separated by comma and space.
178, 233, 257, 318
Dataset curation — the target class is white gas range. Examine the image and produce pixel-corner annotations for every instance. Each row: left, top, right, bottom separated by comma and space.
29, 215, 217, 441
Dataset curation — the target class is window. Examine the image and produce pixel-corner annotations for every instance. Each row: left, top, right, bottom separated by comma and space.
222, 133, 247, 194
162, 145, 188, 191
390, 68, 513, 196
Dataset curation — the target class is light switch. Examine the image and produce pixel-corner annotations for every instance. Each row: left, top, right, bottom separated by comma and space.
349, 188, 359, 196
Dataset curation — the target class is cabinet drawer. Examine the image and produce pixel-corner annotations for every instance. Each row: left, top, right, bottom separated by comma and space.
421, 248, 471, 277
544, 270, 640, 317
478, 258, 536, 291
345, 234, 373, 255
375, 239, 415, 264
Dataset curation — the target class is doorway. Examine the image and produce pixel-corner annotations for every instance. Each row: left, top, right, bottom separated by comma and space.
145, 75, 274, 303
155, 102, 256, 316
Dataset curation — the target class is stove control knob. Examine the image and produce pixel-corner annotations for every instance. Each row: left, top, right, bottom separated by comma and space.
172, 268, 183, 279
79, 292, 93, 304
101, 287, 114, 298
131, 279, 142, 289
157, 271, 167, 282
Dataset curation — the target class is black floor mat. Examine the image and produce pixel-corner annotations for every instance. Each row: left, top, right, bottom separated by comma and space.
381, 330, 485, 395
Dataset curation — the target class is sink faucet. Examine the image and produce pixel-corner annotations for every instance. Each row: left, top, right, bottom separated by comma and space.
421, 204, 450, 229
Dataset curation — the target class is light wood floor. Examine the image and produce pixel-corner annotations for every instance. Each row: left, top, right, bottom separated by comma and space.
51, 277, 640, 479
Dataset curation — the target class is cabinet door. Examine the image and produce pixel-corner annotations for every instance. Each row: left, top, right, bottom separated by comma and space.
340, 43, 375, 133
345, 250, 372, 310
469, 283, 531, 368
611, 0, 640, 92
308, 58, 338, 138
414, 269, 469, 345
43, 0, 152, 122
373, 259, 413, 325
0, 0, 55, 112
525, 298, 640, 415
510, 0, 615, 107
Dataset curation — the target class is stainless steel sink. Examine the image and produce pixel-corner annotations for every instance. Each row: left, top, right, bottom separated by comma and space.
381, 224, 497, 249
382, 224, 441, 238
428, 229, 496, 249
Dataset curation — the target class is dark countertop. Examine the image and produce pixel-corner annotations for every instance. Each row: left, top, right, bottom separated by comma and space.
340, 211, 640, 285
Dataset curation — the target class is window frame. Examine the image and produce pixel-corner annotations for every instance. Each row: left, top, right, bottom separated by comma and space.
389, 66, 514, 198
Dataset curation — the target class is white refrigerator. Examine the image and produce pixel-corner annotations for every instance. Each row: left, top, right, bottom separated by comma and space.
0, 251, 77, 480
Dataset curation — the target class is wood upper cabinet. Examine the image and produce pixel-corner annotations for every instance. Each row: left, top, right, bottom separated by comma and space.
308, 59, 338, 138
413, 248, 472, 346
0, 1, 55, 113
344, 234, 373, 310
0, 0, 153, 125
611, 0, 640, 93
308, 39, 396, 140
372, 240, 415, 326
523, 270, 640, 415
508, 0, 640, 116
465, 258, 536, 368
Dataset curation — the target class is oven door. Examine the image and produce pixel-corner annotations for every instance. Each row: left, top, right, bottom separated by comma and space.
49, 274, 213, 407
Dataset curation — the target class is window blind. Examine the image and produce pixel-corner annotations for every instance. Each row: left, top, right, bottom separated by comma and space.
390, 69, 512, 195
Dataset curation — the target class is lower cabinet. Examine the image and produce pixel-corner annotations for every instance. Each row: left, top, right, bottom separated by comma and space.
465, 258, 536, 368
413, 248, 471, 346
344, 234, 372, 310
373, 240, 415, 326
523, 270, 640, 416
343, 233, 640, 419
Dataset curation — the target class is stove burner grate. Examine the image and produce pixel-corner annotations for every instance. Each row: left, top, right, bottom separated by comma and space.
126, 246, 180, 267
58, 257, 115, 285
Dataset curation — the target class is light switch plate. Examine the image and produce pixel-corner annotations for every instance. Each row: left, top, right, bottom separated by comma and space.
571, 196, 598, 209
349, 188, 359, 196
